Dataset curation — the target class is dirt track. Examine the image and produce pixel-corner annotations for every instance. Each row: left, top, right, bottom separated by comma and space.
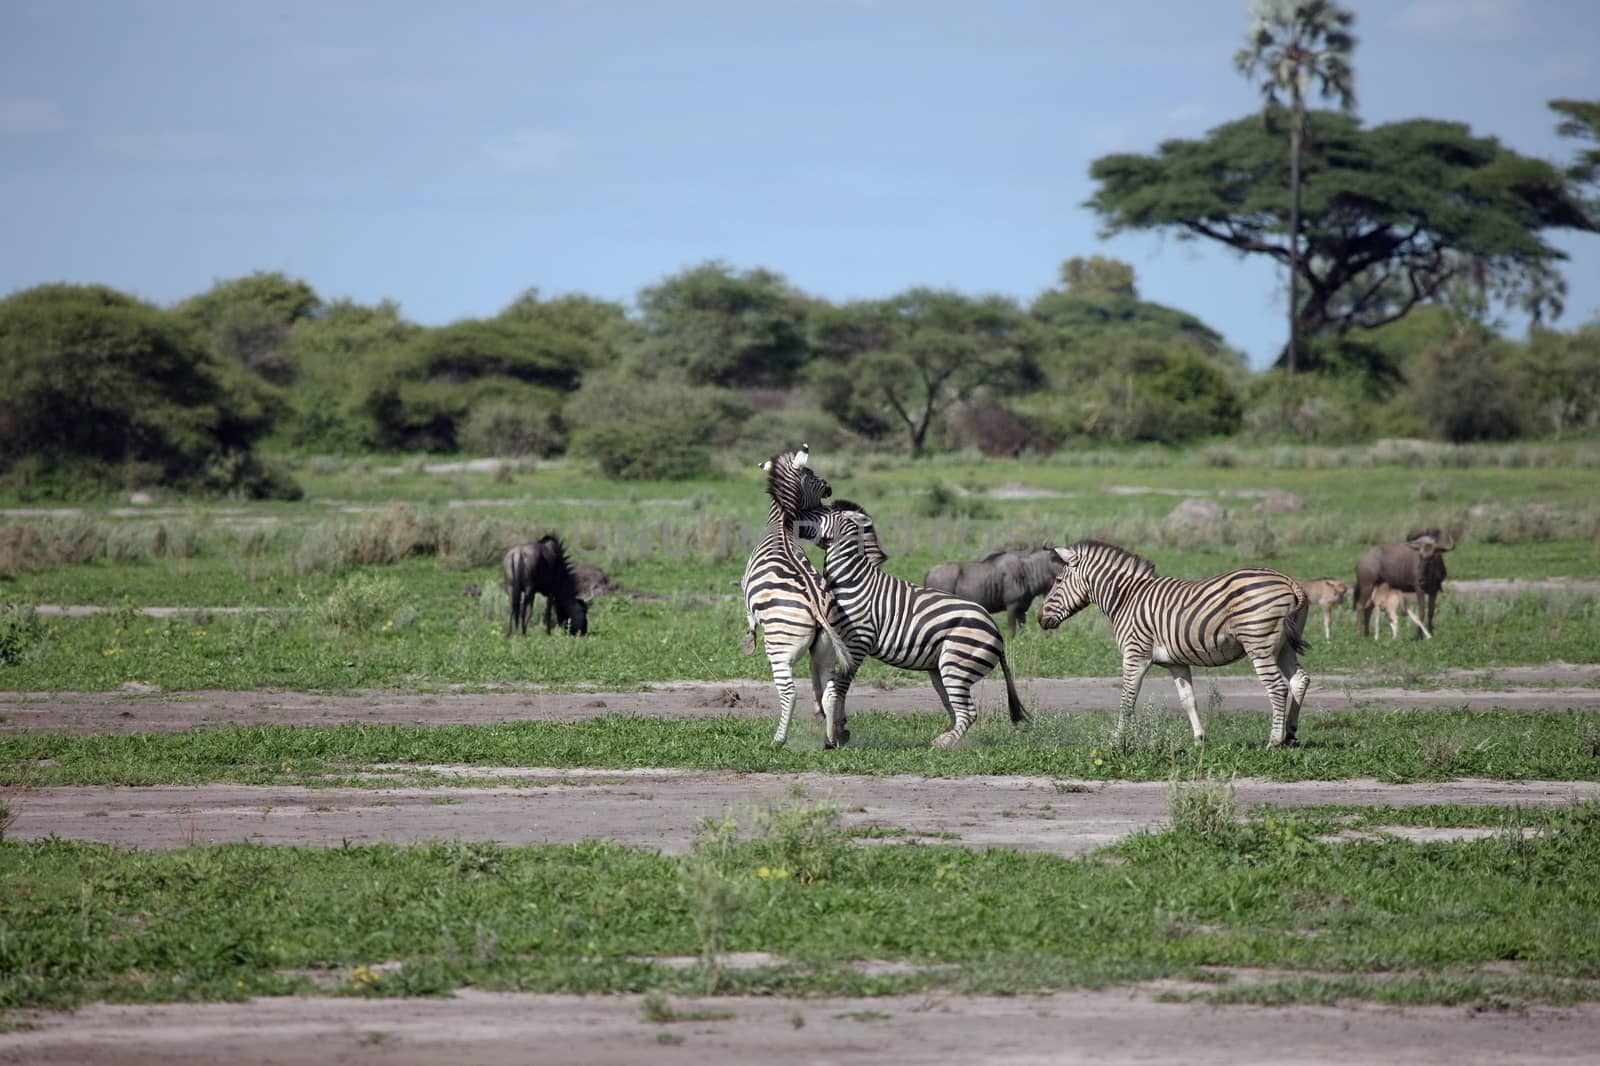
7, 988, 1600, 1066
12, 771, 1597, 853
5, 662, 1599, 736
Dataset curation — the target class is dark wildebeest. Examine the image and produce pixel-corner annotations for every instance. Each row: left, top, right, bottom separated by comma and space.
503, 535, 589, 636
1353, 528, 1452, 639
924, 548, 1065, 638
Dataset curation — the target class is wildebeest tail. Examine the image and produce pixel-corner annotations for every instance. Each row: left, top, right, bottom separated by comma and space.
508, 551, 526, 635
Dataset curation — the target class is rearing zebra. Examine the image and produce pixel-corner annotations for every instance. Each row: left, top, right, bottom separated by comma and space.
1036, 540, 1310, 749
813, 503, 1028, 749
740, 446, 853, 745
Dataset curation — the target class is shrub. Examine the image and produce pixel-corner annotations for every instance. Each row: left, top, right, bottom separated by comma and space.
457, 400, 564, 458
572, 421, 713, 480
315, 573, 404, 633
0, 603, 44, 666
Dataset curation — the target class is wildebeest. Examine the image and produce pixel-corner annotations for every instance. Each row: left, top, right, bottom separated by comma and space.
503, 535, 588, 636
924, 547, 1065, 638
1368, 582, 1433, 641
1300, 577, 1349, 640
1353, 529, 1452, 639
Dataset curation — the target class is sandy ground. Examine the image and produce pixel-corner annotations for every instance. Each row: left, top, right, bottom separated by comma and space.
7, 988, 1600, 1066
9, 772, 1597, 853
4, 663, 1599, 736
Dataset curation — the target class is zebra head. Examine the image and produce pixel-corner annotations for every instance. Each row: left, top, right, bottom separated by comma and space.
760, 443, 832, 520
1038, 540, 1156, 629
823, 500, 888, 566
1037, 545, 1092, 629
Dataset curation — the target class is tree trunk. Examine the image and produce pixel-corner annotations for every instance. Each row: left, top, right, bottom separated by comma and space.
1287, 117, 1303, 376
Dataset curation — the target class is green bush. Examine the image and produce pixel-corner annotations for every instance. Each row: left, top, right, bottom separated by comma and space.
0, 603, 44, 666
0, 284, 289, 495
458, 400, 565, 458
315, 573, 404, 634
572, 420, 714, 480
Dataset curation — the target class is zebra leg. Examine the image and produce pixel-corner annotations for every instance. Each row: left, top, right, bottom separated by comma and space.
1114, 655, 1152, 746
822, 668, 857, 750
1276, 643, 1311, 745
768, 635, 810, 745
1250, 652, 1295, 749
931, 670, 977, 748
1165, 665, 1205, 743
808, 634, 849, 743
929, 671, 957, 734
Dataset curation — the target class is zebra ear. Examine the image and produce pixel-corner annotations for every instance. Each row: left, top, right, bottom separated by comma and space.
1052, 546, 1072, 564
760, 460, 772, 472
793, 446, 809, 468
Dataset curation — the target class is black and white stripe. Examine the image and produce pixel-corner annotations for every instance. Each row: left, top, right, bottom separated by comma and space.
1037, 540, 1310, 748
740, 446, 853, 744
813, 504, 1027, 748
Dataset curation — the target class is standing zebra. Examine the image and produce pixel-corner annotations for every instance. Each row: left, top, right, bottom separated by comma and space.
1036, 540, 1310, 749
813, 504, 1028, 749
740, 446, 854, 745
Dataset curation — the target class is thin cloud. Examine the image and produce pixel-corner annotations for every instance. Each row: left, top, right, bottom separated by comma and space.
0, 97, 65, 135
92, 132, 225, 163
1392, 0, 1534, 41
484, 130, 578, 174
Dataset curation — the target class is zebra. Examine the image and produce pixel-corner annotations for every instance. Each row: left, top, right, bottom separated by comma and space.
739, 445, 854, 745
812, 503, 1028, 749
1036, 540, 1310, 749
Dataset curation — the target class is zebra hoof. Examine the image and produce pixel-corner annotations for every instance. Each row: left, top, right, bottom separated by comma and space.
839, 728, 850, 745
932, 731, 960, 748
739, 632, 756, 655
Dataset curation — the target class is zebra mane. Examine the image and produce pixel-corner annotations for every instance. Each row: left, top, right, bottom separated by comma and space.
830, 498, 869, 517
1071, 539, 1158, 579
765, 447, 829, 514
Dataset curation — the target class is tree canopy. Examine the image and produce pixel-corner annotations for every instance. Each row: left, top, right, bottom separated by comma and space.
1088, 113, 1597, 368
631, 261, 811, 388
0, 284, 282, 486
810, 288, 1041, 453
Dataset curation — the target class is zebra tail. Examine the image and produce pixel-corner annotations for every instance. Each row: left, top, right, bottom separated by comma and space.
817, 617, 855, 675
1285, 600, 1310, 656
999, 654, 1029, 724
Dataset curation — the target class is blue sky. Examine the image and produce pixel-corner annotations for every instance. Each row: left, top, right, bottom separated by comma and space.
2, 0, 1596, 368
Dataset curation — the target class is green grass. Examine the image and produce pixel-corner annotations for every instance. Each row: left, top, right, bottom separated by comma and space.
5, 708, 1599, 786
2, 576, 1598, 692
3, 800, 1598, 1014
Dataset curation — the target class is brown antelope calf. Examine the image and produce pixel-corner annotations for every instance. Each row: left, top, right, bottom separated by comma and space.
1300, 577, 1349, 640
1369, 582, 1433, 641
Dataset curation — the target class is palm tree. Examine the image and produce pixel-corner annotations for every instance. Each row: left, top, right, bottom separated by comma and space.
1234, 0, 1356, 374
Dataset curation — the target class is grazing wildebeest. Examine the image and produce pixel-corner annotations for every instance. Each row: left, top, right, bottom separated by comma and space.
1353, 529, 1452, 639
1368, 582, 1433, 641
1300, 577, 1350, 640
503, 535, 589, 636
924, 547, 1065, 638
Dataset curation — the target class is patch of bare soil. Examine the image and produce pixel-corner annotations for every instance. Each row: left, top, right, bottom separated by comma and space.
10, 773, 1596, 854
5, 988, 1599, 1066
5, 666, 1598, 736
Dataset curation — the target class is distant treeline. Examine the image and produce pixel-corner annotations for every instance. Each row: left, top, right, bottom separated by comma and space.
1, 254, 1597, 498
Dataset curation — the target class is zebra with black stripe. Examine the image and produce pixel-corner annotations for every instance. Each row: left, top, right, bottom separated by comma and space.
812, 503, 1028, 749
740, 446, 854, 745
1036, 540, 1311, 749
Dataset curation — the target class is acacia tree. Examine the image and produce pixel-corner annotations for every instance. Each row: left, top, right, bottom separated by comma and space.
811, 289, 1040, 454
1234, 0, 1357, 373
1087, 114, 1596, 369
